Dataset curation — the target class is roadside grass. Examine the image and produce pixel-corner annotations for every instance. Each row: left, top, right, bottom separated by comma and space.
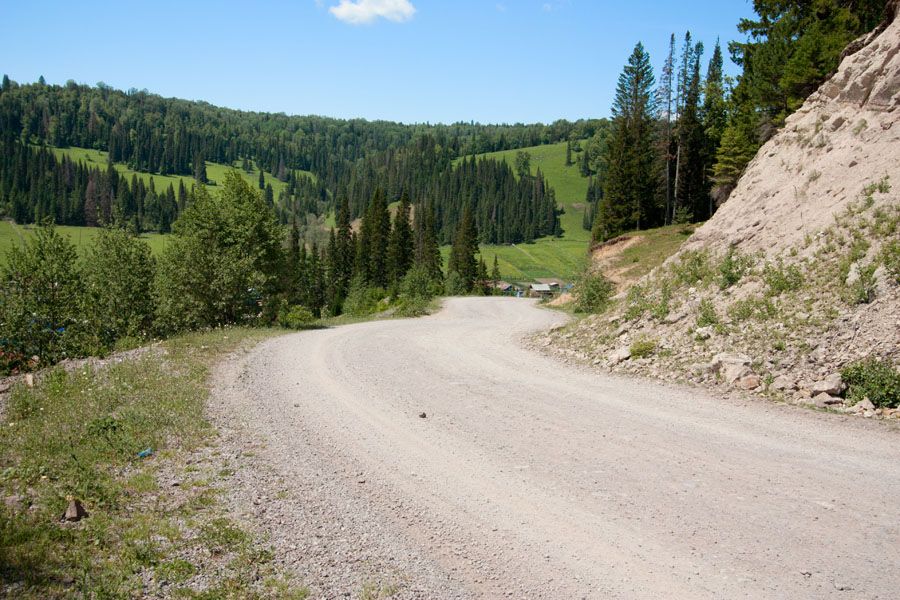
0, 327, 309, 599
0, 220, 169, 262
607, 224, 698, 284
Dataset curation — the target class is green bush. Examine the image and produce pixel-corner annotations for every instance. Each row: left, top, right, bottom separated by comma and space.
444, 271, 467, 296
727, 296, 777, 322
399, 265, 442, 301
83, 227, 156, 345
762, 260, 803, 295
343, 275, 386, 316
629, 337, 657, 359
696, 298, 719, 327
623, 284, 650, 321
841, 358, 900, 408
277, 304, 317, 329
0, 225, 94, 370
574, 270, 614, 314
393, 296, 432, 318
718, 247, 753, 289
154, 172, 284, 333
846, 263, 877, 304
672, 250, 712, 286
882, 240, 900, 284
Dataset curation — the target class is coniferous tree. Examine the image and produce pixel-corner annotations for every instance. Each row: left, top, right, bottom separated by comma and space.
673, 42, 706, 222
448, 206, 478, 291
258, 167, 265, 190
594, 43, 658, 242
658, 33, 677, 224
388, 191, 414, 285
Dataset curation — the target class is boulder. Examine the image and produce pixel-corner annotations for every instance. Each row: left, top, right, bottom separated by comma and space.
737, 374, 762, 390
854, 397, 876, 412
810, 373, 845, 396
608, 347, 631, 365
710, 353, 754, 384
810, 393, 843, 408
771, 375, 797, 391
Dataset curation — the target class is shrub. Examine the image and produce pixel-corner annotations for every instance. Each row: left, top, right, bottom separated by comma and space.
444, 271, 467, 296
841, 358, 900, 408
649, 281, 673, 321
393, 296, 432, 318
718, 247, 753, 289
342, 275, 385, 317
623, 284, 650, 321
574, 270, 614, 314
846, 263, 877, 304
727, 297, 777, 322
0, 225, 93, 370
629, 337, 657, 359
762, 260, 803, 295
83, 227, 156, 345
277, 304, 317, 329
696, 298, 719, 327
672, 250, 712, 286
882, 240, 900, 284
399, 265, 442, 301
154, 172, 284, 333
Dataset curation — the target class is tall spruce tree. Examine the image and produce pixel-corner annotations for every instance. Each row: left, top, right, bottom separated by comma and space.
673, 42, 706, 222
448, 206, 478, 291
388, 191, 414, 285
593, 42, 658, 242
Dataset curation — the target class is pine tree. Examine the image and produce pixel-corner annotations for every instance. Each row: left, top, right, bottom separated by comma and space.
594, 42, 658, 241
388, 191, 414, 285
448, 206, 478, 291
192, 152, 207, 184
361, 189, 390, 288
658, 33, 676, 224
702, 40, 727, 216
258, 167, 265, 190
491, 255, 501, 283
673, 42, 706, 222
415, 203, 443, 283
565, 140, 573, 166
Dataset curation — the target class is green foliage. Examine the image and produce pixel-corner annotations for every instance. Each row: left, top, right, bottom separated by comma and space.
277, 304, 317, 329
623, 284, 650, 321
841, 358, 900, 408
342, 275, 386, 317
696, 298, 719, 327
594, 43, 658, 241
573, 270, 614, 314
629, 337, 657, 359
154, 172, 284, 333
762, 260, 803, 296
399, 265, 442, 301
83, 227, 156, 345
718, 247, 753, 289
443, 270, 468, 296
672, 250, 712, 286
727, 296, 777, 322
882, 240, 900, 284
846, 263, 877, 305
0, 225, 94, 369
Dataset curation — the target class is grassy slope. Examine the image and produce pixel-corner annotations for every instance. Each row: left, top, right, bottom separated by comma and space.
0, 220, 169, 262
46, 146, 313, 199
0, 329, 309, 598
450, 141, 592, 281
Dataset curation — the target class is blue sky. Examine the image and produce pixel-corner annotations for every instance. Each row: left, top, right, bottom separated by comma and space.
1, 0, 754, 124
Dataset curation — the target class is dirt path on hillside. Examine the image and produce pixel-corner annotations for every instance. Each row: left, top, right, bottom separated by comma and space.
210, 298, 900, 599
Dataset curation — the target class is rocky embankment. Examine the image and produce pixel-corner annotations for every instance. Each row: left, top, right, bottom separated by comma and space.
543, 6, 900, 419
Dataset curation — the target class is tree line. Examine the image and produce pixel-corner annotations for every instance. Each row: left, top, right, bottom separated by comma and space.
0, 171, 505, 374
584, 0, 887, 242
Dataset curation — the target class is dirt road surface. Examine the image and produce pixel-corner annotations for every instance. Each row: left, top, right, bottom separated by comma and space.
212, 297, 900, 599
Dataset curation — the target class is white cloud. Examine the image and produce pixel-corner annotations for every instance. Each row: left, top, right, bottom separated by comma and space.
329, 0, 416, 25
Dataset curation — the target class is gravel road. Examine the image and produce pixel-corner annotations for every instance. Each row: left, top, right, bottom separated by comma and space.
211, 297, 900, 599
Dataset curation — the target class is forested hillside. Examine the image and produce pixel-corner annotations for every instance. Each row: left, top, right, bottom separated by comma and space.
0, 77, 606, 242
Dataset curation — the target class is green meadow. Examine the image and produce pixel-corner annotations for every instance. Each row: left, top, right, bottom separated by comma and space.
45, 145, 314, 198
451, 140, 593, 281
0, 220, 169, 263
